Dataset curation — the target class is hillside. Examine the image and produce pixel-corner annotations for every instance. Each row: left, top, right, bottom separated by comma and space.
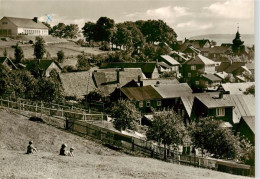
189, 34, 254, 46
0, 109, 251, 179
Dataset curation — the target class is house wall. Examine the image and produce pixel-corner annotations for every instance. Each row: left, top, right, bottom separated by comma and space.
203, 64, 216, 74
0, 17, 18, 36
45, 63, 61, 77
18, 27, 48, 36
136, 99, 162, 113
236, 120, 254, 145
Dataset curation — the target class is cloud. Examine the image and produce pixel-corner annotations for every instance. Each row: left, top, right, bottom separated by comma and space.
177, 21, 213, 30
126, 5, 191, 22
204, 0, 254, 19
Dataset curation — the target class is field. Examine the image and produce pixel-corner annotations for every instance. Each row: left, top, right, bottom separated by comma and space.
0, 109, 251, 179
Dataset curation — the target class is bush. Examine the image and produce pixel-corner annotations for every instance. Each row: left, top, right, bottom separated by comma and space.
99, 41, 111, 51
29, 116, 45, 123
62, 65, 77, 73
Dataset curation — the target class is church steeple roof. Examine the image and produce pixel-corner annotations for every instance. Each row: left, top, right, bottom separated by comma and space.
233, 24, 244, 46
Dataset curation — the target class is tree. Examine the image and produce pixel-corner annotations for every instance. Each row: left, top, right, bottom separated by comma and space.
113, 23, 133, 50
3, 48, 7, 57
188, 117, 252, 160
82, 21, 96, 43
52, 23, 66, 38
110, 100, 140, 131
64, 24, 79, 39
57, 50, 65, 63
94, 17, 115, 42
76, 53, 90, 71
33, 36, 46, 60
146, 111, 186, 159
14, 44, 24, 63
137, 19, 177, 45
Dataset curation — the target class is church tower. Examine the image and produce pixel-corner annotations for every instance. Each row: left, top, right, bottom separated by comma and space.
232, 24, 244, 55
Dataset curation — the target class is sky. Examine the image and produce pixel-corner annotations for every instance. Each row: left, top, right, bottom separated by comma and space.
0, 0, 254, 40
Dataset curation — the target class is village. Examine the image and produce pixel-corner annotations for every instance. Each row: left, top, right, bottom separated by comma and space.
0, 14, 255, 178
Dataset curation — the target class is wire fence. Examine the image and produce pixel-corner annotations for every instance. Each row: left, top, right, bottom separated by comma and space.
0, 97, 254, 177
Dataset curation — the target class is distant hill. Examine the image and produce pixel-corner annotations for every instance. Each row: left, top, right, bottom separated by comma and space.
189, 34, 254, 46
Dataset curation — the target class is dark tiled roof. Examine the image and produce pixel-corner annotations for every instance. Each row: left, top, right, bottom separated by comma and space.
202, 74, 222, 82
93, 68, 145, 96
4, 16, 48, 29
121, 85, 162, 101
26, 60, 61, 71
100, 62, 156, 74
60, 71, 96, 99
142, 79, 179, 86
216, 62, 246, 73
200, 46, 230, 54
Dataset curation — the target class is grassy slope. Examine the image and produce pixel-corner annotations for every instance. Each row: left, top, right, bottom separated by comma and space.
0, 109, 250, 179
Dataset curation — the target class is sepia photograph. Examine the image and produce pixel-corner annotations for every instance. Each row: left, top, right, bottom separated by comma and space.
0, 0, 256, 178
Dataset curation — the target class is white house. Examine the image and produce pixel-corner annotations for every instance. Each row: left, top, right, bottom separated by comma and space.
0, 16, 48, 36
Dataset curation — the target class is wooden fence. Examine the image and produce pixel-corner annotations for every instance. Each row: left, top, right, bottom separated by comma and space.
0, 97, 254, 177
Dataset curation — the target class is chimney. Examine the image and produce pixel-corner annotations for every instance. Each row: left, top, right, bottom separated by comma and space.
138, 75, 143, 87
219, 91, 223, 99
33, 17, 38, 23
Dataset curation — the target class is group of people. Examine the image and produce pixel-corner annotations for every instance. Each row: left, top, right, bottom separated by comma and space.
26, 141, 74, 157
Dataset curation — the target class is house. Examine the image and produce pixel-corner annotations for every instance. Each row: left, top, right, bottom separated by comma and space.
60, 71, 96, 99
0, 56, 17, 70
182, 54, 216, 83
0, 17, 48, 36
199, 46, 231, 61
26, 60, 62, 77
158, 55, 180, 73
235, 116, 255, 145
170, 51, 190, 64
214, 71, 229, 81
182, 45, 201, 57
220, 82, 255, 94
152, 83, 193, 111
199, 74, 222, 89
113, 85, 163, 113
180, 39, 211, 50
93, 68, 146, 97
100, 62, 159, 79
192, 93, 234, 123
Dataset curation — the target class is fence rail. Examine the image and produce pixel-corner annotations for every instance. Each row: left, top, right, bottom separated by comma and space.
0, 97, 254, 177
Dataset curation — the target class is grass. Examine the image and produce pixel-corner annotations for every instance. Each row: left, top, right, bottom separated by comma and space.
0, 108, 251, 179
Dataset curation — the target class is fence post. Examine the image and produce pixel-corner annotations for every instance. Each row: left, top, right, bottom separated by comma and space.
19, 100, 21, 112
61, 108, 64, 118
132, 138, 135, 151
35, 104, 38, 117
7, 98, 9, 108
0, 97, 2, 107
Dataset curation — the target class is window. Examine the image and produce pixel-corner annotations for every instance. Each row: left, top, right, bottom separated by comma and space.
188, 73, 191, 77
2, 22, 8, 25
216, 108, 225, 116
139, 101, 143, 108
195, 81, 199, 85
157, 100, 161, 107
146, 100, 150, 107
191, 65, 196, 70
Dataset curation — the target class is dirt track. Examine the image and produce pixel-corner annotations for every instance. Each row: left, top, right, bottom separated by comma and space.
0, 109, 251, 179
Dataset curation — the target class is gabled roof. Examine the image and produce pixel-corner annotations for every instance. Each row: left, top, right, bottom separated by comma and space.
201, 74, 222, 82
160, 55, 180, 66
120, 85, 162, 101
0, 56, 17, 69
216, 62, 246, 73
220, 82, 255, 94
195, 93, 234, 109
214, 72, 228, 80
142, 79, 179, 86
26, 60, 62, 71
228, 94, 255, 124
60, 71, 96, 99
152, 83, 192, 99
100, 62, 157, 75
3, 16, 48, 29
188, 39, 211, 48
170, 51, 190, 62
183, 54, 216, 65
200, 46, 230, 54
93, 68, 145, 97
